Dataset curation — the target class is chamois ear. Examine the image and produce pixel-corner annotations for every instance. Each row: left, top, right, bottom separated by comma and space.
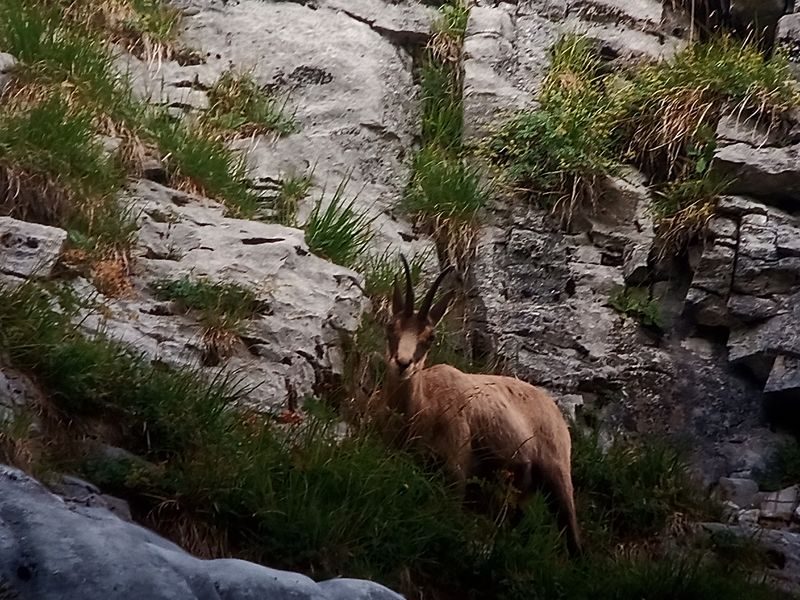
392, 276, 404, 316
428, 290, 455, 326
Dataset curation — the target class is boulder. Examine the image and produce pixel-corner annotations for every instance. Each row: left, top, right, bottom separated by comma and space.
74, 180, 368, 413
717, 477, 761, 509
0, 465, 403, 600
713, 142, 800, 206
0, 217, 67, 279
760, 485, 800, 521
765, 354, 800, 395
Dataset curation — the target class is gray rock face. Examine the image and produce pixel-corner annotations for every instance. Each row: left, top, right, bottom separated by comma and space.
73, 180, 368, 413
761, 485, 800, 521
0, 217, 67, 279
121, 0, 432, 260
462, 2, 800, 481
717, 476, 761, 509
0, 52, 16, 96
713, 141, 800, 205
0, 465, 404, 600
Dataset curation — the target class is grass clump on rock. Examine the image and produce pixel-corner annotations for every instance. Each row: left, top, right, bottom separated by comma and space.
486, 33, 800, 254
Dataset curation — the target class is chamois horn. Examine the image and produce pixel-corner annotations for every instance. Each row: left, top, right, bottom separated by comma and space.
419, 265, 454, 320
399, 254, 414, 316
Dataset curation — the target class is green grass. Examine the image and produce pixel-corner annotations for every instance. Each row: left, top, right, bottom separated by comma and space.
0, 93, 131, 249
758, 440, 800, 492
486, 33, 800, 250
304, 177, 375, 268
259, 171, 313, 227
404, 145, 488, 224
420, 61, 463, 151
205, 70, 296, 137
151, 276, 261, 322
0, 280, 788, 599
151, 275, 262, 364
145, 112, 259, 215
359, 249, 430, 301
0, 0, 121, 105
484, 35, 623, 223
608, 286, 663, 329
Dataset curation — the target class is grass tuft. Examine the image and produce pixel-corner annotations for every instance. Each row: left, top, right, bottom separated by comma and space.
304, 177, 375, 268
205, 70, 296, 137
151, 276, 262, 365
145, 112, 259, 215
608, 285, 663, 329
486, 33, 800, 252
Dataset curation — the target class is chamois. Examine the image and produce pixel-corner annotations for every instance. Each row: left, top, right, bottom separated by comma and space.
382, 256, 582, 556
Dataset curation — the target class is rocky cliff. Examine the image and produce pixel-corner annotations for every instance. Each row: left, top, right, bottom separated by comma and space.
2, 0, 800, 598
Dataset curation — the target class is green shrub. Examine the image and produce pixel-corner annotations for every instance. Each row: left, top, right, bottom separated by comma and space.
608, 286, 663, 329
304, 177, 375, 268
758, 440, 800, 492
487, 33, 800, 249
484, 35, 623, 223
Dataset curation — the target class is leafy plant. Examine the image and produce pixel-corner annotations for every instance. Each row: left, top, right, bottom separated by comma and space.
609, 286, 663, 329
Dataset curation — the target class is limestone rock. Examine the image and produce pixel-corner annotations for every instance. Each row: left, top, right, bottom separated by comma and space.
0, 52, 16, 96
121, 0, 426, 260
765, 354, 800, 396
47, 474, 133, 522
717, 477, 761, 509
323, 0, 436, 47
713, 142, 800, 205
0, 217, 67, 279
738, 508, 761, 525
761, 485, 800, 521
462, 6, 546, 141
728, 294, 800, 381
74, 180, 368, 413
0, 465, 403, 600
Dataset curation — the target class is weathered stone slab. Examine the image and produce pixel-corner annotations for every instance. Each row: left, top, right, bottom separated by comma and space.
0, 217, 67, 279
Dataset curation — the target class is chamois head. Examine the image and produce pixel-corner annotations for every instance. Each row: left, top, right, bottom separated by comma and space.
386, 255, 455, 380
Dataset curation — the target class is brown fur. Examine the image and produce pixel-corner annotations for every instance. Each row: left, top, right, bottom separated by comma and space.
382, 258, 582, 555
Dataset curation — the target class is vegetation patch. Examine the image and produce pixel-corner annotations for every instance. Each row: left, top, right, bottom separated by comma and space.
205, 70, 296, 137
144, 113, 259, 216
151, 276, 262, 364
485, 33, 800, 253
258, 170, 313, 227
608, 285, 663, 329
304, 177, 375, 268
0, 280, 787, 600
405, 0, 486, 268
758, 439, 800, 492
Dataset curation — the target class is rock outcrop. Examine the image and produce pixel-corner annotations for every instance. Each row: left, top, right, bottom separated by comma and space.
0, 465, 404, 600
463, 0, 800, 487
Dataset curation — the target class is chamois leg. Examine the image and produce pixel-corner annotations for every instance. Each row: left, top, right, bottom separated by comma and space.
547, 471, 582, 557
532, 465, 582, 557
